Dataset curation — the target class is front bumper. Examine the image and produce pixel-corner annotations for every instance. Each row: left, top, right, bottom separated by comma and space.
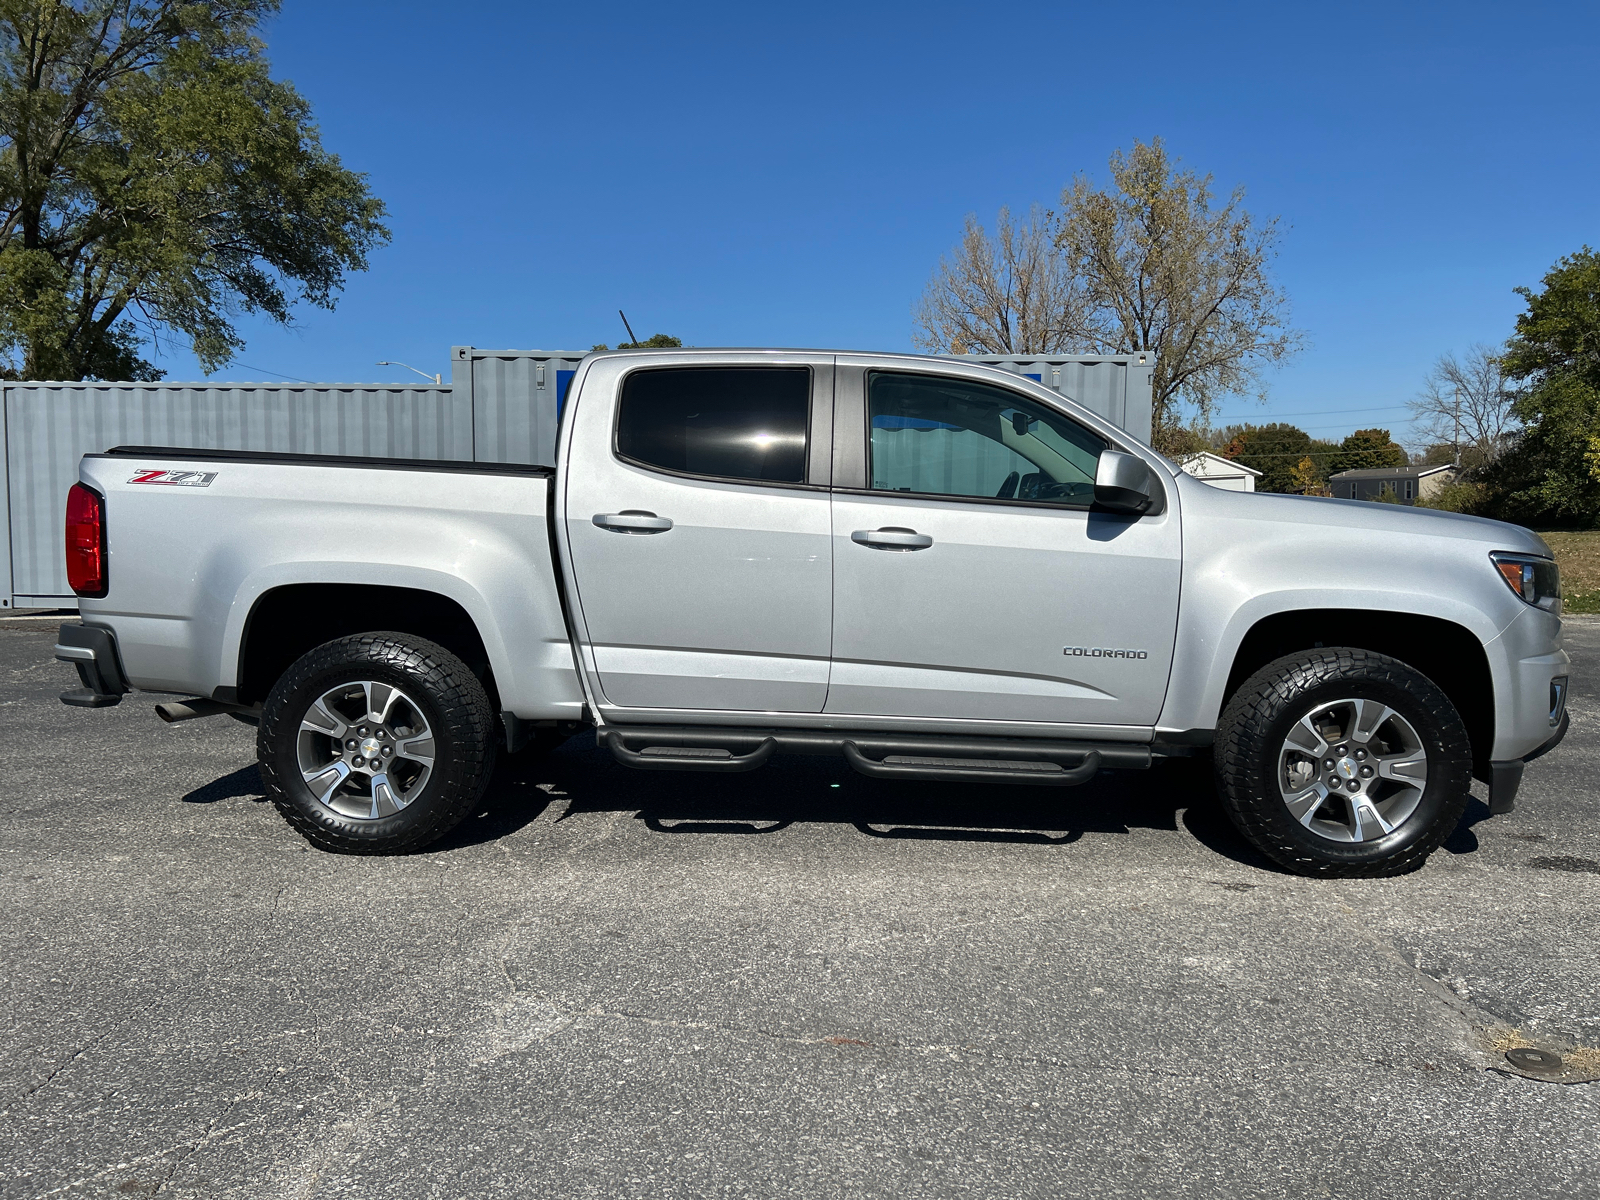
1486, 706, 1570, 816
55, 622, 130, 708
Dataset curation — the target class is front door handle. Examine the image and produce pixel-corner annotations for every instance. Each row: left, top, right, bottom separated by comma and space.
593, 510, 674, 533
851, 527, 933, 551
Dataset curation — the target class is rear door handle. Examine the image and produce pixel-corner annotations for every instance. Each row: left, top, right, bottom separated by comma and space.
593, 511, 674, 533
851, 527, 933, 551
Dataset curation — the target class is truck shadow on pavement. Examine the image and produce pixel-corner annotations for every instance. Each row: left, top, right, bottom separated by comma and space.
436, 733, 1279, 870
175, 735, 1497, 874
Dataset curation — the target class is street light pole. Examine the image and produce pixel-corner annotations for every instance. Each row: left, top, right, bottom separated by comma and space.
377, 360, 442, 386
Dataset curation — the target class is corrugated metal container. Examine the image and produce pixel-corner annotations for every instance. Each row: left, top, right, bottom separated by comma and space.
965, 354, 1154, 444
3, 347, 1154, 608
3, 380, 466, 605
455, 347, 585, 467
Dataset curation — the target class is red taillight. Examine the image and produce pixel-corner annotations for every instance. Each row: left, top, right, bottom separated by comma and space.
65, 483, 107, 597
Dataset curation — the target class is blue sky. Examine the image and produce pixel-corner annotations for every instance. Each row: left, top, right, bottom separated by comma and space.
154, 0, 1599, 449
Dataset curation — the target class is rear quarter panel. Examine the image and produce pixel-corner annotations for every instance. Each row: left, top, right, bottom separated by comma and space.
75, 454, 583, 718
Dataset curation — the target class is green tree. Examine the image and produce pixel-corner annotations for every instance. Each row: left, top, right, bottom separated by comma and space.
1330, 428, 1407, 474
1488, 247, 1600, 526
0, 0, 388, 380
1218, 422, 1312, 493
590, 333, 683, 352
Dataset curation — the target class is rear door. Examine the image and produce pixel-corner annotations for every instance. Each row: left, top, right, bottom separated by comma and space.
561, 355, 835, 713
826, 361, 1181, 728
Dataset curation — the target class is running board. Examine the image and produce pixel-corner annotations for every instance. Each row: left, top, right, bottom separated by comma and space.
598, 726, 1149, 784
842, 741, 1100, 786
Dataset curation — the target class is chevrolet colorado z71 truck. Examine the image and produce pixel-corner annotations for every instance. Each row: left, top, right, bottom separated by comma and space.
54, 350, 1570, 876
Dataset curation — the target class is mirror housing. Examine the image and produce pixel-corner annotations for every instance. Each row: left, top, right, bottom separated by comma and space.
1094, 450, 1154, 514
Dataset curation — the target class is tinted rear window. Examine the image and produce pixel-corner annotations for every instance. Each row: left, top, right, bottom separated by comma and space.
616, 367, 810, 484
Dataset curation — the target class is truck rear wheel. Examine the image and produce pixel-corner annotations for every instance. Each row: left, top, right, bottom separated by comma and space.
1215, 649, 1472, 878
257, 633, 496, 854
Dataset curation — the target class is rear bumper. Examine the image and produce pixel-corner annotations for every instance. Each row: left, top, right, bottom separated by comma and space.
54, 622, 130, 708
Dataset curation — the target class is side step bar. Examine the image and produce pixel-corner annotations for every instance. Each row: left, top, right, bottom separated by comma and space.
598, 726, 1150, 786
841, 741, 1100, 786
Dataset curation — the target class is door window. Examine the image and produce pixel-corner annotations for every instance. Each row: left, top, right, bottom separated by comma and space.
616, 367, 810, 484
867, 371, 1105, 505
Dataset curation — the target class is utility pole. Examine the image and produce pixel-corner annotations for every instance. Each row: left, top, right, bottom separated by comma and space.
1453, 385, 1461, 467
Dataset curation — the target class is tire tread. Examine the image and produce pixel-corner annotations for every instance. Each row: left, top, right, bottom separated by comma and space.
1215, 648, 1472, 878
257, 632, 495, 855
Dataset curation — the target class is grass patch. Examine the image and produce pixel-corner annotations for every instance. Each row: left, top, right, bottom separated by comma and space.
1538, 530, 1600, 613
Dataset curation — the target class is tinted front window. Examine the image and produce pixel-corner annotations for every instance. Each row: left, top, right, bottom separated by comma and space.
617, 367, 810, 484
868, 372, 1105, 505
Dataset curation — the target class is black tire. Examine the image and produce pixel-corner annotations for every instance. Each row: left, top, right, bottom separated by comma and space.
258, 632, 497, 854
1215, 648, 1472, 878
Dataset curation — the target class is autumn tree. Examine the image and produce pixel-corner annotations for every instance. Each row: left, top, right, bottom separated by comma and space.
914, 140, 1302, 454
0, 0, 389, 380
1054, 140, 1302, 447
1290, 455, 1330, 496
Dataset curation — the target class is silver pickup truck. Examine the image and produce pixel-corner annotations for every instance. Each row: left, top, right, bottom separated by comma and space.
54, 349, 1570, 876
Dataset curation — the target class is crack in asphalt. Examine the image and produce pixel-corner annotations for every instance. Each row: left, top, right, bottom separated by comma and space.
19, 997, 164, 1100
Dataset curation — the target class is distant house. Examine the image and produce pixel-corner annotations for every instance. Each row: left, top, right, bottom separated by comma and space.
1179, 451, 1261, 492
1327, 464, 1456, 505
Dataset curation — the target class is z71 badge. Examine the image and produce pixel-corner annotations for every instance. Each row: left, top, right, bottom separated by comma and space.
129, 469, 217, 487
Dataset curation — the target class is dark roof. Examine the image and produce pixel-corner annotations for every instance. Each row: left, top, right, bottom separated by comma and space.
1327, 464, 1456, 480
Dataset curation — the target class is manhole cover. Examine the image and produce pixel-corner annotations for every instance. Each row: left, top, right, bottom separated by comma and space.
1505, 1047, 1564, 1075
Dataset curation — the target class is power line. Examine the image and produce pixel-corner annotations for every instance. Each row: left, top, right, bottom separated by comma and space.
228, 362, 314, 384
1211, 403, 1413, 421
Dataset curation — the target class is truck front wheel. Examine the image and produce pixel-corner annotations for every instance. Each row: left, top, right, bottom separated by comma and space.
257, 633, 497, 854
1215, 649, 1473, 878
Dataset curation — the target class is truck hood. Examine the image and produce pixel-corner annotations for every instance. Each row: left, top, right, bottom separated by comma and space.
1174, 475, 1552, 557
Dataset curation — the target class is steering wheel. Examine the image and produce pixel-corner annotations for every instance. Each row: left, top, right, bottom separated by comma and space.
995, 471, 1019, 499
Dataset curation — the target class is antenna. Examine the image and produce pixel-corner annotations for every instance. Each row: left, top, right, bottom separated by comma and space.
619, 309, 640, 347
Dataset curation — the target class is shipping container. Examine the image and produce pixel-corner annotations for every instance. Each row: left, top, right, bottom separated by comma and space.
4, 347, 1154, 608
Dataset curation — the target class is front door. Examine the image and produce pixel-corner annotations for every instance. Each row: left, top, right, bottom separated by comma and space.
563, 358, 834, 713
827, 364, 1181, 727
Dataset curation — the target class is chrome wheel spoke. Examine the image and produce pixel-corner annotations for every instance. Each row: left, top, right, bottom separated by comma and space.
395, 736, 435, 767
1284, 784, 1328, 828
300, 699, 347, 738
1286, 716, 1330, 758
1377, 755, 1427, 784
1348, 793, 1394, 840
369, 772, 404, 818
1349, 699, 1394, 745
365, 681, 400, 725
303, 759, 351, 806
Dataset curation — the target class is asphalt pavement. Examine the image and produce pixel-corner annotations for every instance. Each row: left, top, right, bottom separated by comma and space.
3, 617, 1598, 1199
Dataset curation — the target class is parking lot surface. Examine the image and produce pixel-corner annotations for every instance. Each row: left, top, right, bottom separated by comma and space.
3, 618, 1598, 1199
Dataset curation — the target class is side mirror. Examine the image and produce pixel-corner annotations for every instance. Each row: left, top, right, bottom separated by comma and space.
1094, 450, 1154, 514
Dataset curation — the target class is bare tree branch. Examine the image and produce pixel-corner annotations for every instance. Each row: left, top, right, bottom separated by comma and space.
912, 204, 1086, 356
1408, 344, 1518, 468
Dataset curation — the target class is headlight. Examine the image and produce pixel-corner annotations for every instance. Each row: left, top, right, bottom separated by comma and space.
1490, 552, 1561, 613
